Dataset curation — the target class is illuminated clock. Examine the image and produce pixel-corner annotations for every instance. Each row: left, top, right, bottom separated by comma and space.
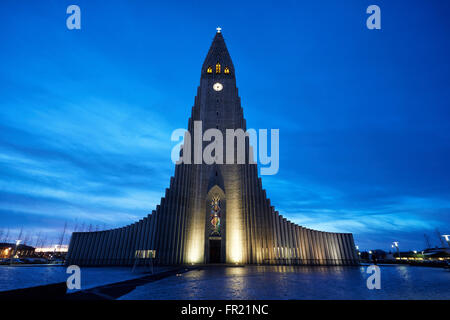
213, 82, 223, 91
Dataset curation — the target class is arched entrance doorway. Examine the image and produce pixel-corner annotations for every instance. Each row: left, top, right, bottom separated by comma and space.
205, 185, 226, 263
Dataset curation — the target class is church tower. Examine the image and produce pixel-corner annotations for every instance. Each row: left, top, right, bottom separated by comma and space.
183, 29, 248, 264
66, 30, 359, 266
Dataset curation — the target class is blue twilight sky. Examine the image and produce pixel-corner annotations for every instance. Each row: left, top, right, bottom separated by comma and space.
0, 0, 449, 251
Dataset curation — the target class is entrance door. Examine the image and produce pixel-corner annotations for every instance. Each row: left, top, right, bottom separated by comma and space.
209, 239, 221, 263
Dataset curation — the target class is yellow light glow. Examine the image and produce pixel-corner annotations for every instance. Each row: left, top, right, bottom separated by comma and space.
224, 67, 230, 74
207, 66, 212, 73
216, 63, 221, 74
226, 199, 243, 264
186, 213, 204, 264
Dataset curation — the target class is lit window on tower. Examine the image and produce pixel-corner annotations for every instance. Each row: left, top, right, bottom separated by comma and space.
207, 66, 212, 73
224, 67, 230, 74
216, 63, 221, 73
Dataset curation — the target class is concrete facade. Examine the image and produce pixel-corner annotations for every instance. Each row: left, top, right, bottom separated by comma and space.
66, 31, 359, 266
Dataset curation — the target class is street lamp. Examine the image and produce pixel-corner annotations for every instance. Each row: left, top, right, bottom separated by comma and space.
392, 241, 400, 259
443, 235, 450, 248
10, 240, 21, 265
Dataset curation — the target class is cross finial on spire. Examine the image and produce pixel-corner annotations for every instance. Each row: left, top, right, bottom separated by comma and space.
216, 27, 222, 33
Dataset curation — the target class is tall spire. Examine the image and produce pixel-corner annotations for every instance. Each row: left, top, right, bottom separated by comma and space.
202, 28, 235, 77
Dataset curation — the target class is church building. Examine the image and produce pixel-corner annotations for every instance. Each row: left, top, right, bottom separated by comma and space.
66, 30, 359, 266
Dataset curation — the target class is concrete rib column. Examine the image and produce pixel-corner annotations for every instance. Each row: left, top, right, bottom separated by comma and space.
243, 167, 251, 264
166, 180, 175, 264
293, 225, 300, 264
173, 174, 182, 265
155, 204, 163, 263
278, 217, 285, 263
287, 222, 294, 264
263, 190, 273, 264
180, 166, 190, 264
300, 228, 307, 265
131, 222, 140, 265
111, 228, 120, 265
93, 231, 105, 265
170, 173, 180, 265
248, 168, 255, 264
88, 232, 98, 266
71, 233, 81, 265
251, 169, 260, 264
178, 165, 188, 264
316, 231, 324, 265
332, 233, 342, 265
248, 168, 256, 263
134, 220, 143, 264
162, 193, 171, 264
345, 234, 354, 264
282, 218, 289, 264
251, 169, 258, 264
158, 195, 168, 264
75, 233, 84, 264
280, 215, 285, 263
84, 233, 94, 266
97, 231, 106, 265
342, 233, 352, 265
287, 222, 294, 265
66, 233, 76, 264
284, 220, 290, 264
72, 233, 83, 265
154, 202, 164, 264
275, 213, 282, 264
295, 224, 300, 263
66, 233, 77, 265
122, 225, 131, 265
349, 234, 359, 264
147, 212, 155, 251
132, 221, 141, 265
348, 234, 358, 264
297, 227, 304, 264
292, 224, 300, 264
153, 204, 165, 263
145, 214, 152, 251
259, 188, 267, 263
118, 227, 127, 265
123, 225, 132, 265
296, 226, 303, 264
340, 233, 350, 265
173, 173, 183, 265
260, 188, 268, 263
338, 233, 348, 265
140, 217, 149, 254
302, 227, 309, 264
115, 227, 124, 265
150, 209, 159, 260
81, 233, 90, 265
271, 208, 278, 264
268, 209, 274, 264
108, 229, 119, 265
327, 233, 335, 265
323, 232, 331, 265
306, 229, 315, 265
309, 230, 317, 265
101, 230, 111, 265
102, 230, 113, 265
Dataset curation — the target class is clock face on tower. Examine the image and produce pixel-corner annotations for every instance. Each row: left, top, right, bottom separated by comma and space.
213, 82, 223, 91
